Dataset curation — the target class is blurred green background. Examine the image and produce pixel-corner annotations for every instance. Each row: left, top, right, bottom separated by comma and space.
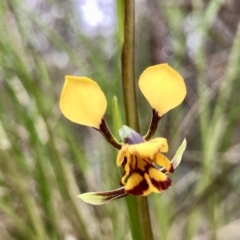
0, 0, 240, 239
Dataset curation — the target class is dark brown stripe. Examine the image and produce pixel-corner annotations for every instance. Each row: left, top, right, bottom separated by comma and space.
144, 109, 162, 141
125, 177, 149, 195
151, 177, 172, 191
103, 192, 129, 202
97, 119, 122, 149
95, 187, 125, 197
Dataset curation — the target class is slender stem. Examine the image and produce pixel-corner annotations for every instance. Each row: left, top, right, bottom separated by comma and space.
122, 1, 154, 240
144, 109, 162, 141
98, 119, 122, 149
122, 0, 139, 129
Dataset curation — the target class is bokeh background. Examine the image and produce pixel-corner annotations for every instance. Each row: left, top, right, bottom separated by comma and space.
0, 0, 240, 239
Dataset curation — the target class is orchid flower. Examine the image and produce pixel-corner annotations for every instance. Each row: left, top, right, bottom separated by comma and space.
59, 64, 187, 205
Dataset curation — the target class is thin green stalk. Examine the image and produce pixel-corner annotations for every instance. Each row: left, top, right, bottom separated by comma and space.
122, 0, 139, 129
121, 1, 154, 240
116, 0, 124, 46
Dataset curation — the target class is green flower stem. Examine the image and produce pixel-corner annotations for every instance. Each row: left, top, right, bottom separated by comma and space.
121, 1, 154, 240
116, 0, 124, 46
121, 0, 139, 129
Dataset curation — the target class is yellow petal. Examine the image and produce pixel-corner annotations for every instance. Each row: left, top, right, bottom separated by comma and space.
139, 64, 186, 116
136, 157, 149, 172
59, 76, 107, 128
116, 148, 127, 166
143, 173, 154, 196
148, 138, 168, 152
148, 167, 172, 193
125, 172, 152, 196
126, 137, 168, 160
120, 156, 131, 185
153, 153, 173, 173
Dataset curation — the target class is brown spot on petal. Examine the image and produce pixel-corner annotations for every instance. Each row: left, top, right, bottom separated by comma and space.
125, 173, 149, 196
169, 164, 174, 173
151, 177, 172, 191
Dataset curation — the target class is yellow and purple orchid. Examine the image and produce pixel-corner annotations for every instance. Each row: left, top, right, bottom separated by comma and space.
59, 64, 187, 205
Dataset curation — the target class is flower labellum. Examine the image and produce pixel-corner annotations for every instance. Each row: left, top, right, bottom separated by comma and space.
117, 126, 173, 196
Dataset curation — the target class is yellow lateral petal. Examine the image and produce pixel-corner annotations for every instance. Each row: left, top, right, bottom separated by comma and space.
139, 64, 186, 116
158, 139, 187, 173
59, 76, 107, 128
148, 167, 172, 193
153, 153, 173, 173
116, 147, 127, 166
